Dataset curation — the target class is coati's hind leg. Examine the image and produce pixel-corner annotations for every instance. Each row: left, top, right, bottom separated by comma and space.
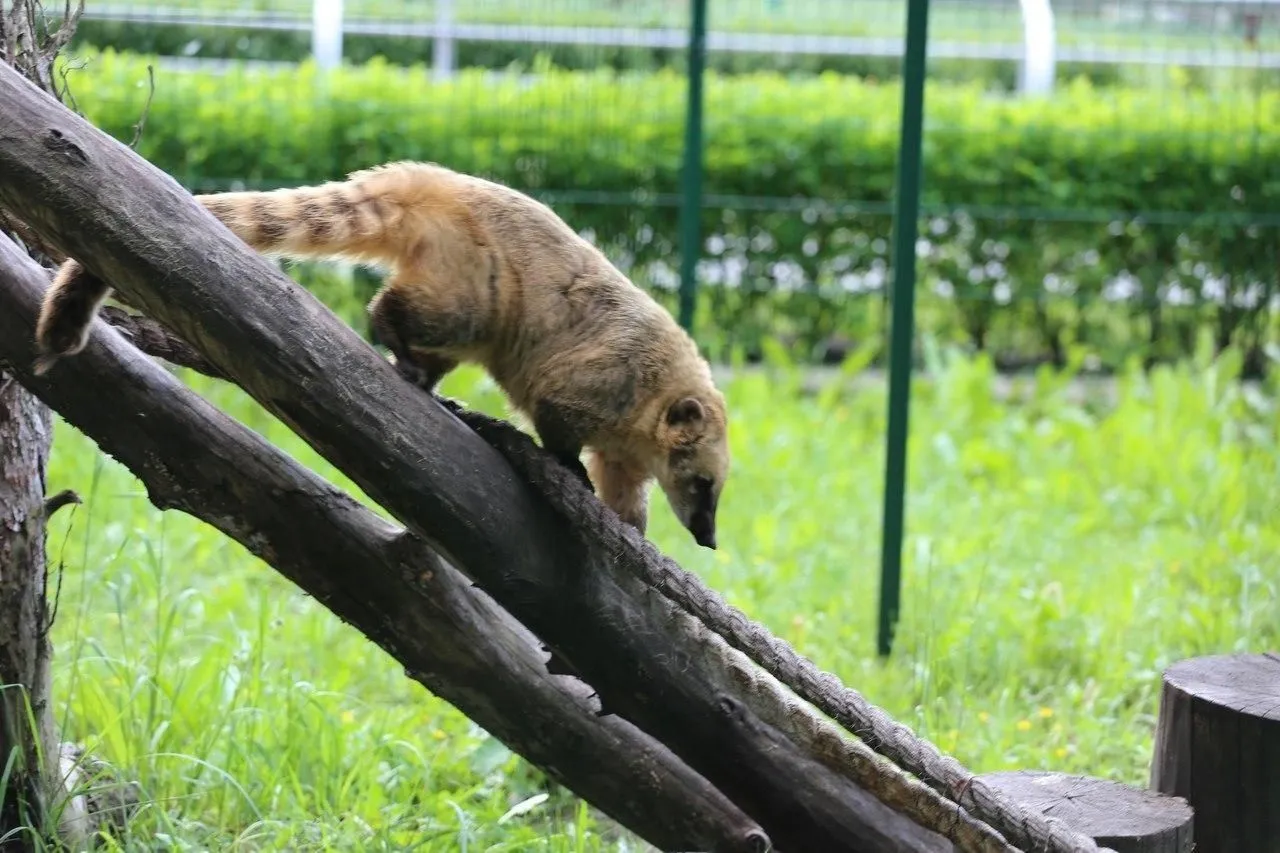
587, 451, 650, 534
368, 283, 464, 393
33, 259, 114, 374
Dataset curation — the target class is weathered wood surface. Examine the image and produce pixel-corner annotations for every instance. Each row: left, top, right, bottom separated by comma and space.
978, 771, 1192, 853
0, 235, 768, 853
0, 8, 75, 846
0, 63, 969, 851
0, 347, 58, 848
1150, 653, 1280, 853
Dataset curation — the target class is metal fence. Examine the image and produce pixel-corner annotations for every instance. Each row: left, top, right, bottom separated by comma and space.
79, 0, 1280, 78
59, 0, 1279, 649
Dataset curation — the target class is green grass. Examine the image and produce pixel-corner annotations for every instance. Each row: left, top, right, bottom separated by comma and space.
37, 282, 1280, 848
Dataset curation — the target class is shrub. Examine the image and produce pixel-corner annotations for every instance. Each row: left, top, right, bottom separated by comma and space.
62, 49, 1280, 371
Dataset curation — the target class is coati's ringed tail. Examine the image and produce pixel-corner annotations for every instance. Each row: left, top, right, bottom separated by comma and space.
33, 160, 731, 549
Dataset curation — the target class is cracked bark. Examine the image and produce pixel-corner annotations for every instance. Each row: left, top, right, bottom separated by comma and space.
0, 0, 83, 843
0, 365, 56, 850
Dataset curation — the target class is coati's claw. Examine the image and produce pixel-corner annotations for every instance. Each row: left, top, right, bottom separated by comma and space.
431, 393, 464, 415
556, 453, 594, 490
387, 352, 426, 387
32, 352, 59, 376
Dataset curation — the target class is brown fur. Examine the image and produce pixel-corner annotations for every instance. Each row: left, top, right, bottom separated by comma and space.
33, 161, 730, 547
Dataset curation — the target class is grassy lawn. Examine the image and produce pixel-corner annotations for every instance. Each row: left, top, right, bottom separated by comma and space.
37, 286, 1279, 850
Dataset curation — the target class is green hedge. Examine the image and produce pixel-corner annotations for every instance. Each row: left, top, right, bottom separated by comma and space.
62, 49, 1280, 371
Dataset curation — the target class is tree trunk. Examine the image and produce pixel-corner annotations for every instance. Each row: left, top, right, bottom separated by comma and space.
0, 372, 56, 850
1150, 653, 1280, 853
0, 0, 87, 844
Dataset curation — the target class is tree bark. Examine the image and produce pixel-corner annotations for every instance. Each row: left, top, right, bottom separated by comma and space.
0, 234, 767, 853
0, 62, 964, 851
1150, 653, 1280, 853
0, 2, 79, 843
0, 370, 56, 850
979, 771, 1193, 853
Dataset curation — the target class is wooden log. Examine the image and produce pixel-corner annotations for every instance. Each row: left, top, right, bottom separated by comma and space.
0, 64, 962, 851
978, 771, 1193, 853
1150, 653, 1280, 853
0, 235, 767, 853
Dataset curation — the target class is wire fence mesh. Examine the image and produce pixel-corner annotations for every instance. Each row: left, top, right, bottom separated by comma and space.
55, 0, 1280, 375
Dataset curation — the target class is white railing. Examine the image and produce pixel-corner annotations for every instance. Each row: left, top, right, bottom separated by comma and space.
84, 0, 1280, 94
1017, 0, 1055, 94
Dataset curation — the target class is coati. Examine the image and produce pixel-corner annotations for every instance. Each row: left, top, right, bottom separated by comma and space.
34, 160, 729, 549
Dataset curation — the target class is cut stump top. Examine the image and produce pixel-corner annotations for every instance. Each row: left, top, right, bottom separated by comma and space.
1163, 653, 1280, 721
978, 770, 1193, 853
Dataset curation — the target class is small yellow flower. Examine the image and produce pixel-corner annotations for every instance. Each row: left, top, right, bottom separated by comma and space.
977, 711, 990, 723
341, 710, 355, 724
432, 729, 446, 740
1016, 719, 1032, 732
1055, 747, 1068, 759
1038, 707, 1054, 719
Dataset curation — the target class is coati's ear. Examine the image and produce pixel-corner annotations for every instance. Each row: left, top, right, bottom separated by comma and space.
666, 396, 705, 427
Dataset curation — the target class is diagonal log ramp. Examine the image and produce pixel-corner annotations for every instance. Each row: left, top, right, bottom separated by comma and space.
0, 63, 966, 851
0, 237, 767, 852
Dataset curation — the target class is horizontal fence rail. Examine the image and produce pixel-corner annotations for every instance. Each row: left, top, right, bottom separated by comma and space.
79, 0, 1280, 85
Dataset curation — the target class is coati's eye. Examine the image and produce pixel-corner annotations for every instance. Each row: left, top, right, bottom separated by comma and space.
691, 475, 713, 493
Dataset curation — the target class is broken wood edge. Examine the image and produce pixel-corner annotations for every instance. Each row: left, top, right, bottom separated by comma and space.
96, 304, 227, 379
0, 233, 770, 853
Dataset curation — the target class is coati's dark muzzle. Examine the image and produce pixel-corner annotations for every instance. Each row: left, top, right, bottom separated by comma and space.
687, 509, 717, 550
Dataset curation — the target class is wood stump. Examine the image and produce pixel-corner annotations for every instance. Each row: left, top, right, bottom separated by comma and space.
1150, 652, 1280, 853
978, 770, 1193, 852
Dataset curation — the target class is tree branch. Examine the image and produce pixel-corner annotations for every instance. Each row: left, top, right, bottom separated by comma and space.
0, 62, 962, 851
0, 234, 767, 853
97, 305, 226, 379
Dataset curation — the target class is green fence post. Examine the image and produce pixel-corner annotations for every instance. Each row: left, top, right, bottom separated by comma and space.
677, 0, 708, 332
877, 0, 931, 657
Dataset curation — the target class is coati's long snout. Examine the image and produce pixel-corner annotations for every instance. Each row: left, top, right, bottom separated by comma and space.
658, 394, 728, 550
687, 507, 717, 550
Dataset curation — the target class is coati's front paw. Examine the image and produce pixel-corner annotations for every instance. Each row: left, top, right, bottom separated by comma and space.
555, 453, 594, 491
387, 351, 427, 387
431, 393, 465, 416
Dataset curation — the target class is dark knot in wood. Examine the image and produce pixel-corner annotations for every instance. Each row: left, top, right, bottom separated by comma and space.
42, 128, 87, 164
